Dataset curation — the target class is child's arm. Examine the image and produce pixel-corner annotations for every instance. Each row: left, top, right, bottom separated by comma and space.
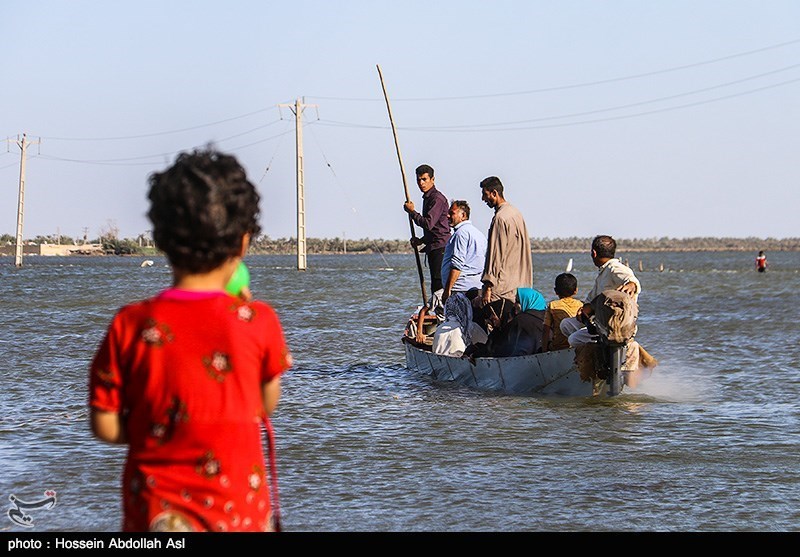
416, 307, 429, 344
91, 409, 127, 444
262, 377, 282, 417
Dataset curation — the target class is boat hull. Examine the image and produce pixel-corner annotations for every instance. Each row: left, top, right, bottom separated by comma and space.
403, 339, 599, 396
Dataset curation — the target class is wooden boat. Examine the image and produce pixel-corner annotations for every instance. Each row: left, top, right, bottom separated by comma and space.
401, 309, 625, 397
402, 335, 604, 396
401, 285, 652, 397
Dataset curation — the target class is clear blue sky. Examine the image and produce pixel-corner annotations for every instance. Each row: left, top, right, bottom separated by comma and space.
2, 1, 798, 242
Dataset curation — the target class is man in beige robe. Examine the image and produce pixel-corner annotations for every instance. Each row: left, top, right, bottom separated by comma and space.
477, 176, 533, 331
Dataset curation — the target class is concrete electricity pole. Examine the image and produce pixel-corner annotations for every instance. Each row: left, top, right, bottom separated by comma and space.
6, 134, 41, 267
278, 98, 317, 271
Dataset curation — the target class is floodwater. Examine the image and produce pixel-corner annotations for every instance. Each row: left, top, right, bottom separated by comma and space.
1, 250, 798, 532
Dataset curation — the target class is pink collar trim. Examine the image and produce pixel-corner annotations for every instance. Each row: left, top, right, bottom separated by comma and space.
157, 288, 228, 301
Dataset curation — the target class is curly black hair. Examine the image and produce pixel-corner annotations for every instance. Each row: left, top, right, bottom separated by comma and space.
147, 147, 262, 273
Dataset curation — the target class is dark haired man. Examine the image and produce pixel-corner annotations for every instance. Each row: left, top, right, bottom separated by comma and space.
560, 235, 640, 346
403, 164, 451, 295
476, 176, 532, 331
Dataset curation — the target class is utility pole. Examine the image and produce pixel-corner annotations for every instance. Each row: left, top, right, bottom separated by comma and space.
6, 134, 41, 267
278, 98, 317, 271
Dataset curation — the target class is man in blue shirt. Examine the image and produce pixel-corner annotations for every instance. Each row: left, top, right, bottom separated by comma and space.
441, 200, 487, 304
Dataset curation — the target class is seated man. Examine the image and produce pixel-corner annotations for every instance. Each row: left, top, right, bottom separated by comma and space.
560, 235, 641, 347
559, 235, 656, 376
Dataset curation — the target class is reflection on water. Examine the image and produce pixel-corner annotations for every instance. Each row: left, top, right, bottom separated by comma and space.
0, 251, 798, 531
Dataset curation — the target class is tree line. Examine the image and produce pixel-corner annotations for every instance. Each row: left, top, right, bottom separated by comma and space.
250, 236, 800, 254
4, 233, 797, 256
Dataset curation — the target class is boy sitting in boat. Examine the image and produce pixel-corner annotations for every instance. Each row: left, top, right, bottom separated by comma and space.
542, 273, 583, 352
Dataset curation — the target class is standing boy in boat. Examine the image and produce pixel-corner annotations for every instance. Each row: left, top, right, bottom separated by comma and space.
476, 176, 533, 332
403, 164, 451, 295
441, 200, 487, 305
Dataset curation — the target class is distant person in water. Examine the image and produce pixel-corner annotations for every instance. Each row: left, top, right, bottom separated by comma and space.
755, 251, 768, 273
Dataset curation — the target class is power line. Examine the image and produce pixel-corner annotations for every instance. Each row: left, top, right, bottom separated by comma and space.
314, 73, 800, 132
35, 105, 281, 141
309, 37, 800, 101
418, 76, 800, 132
258, 122, 292, 184
33, 127, 294, 167
407, 62, 800, 130
305, 124, 392, 269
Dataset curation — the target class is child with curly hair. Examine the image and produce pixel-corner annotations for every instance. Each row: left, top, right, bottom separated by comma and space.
89, 147, 292, 532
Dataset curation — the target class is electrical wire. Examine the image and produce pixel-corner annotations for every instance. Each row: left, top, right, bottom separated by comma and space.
36, 106, 281, 141
302, 123, 393, 269
314, 73, 800, 132
309, 37, 800, 102
33, 127, 295, 167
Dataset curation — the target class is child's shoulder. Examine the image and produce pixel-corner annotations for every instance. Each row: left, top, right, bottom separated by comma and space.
554, 295, 581, 305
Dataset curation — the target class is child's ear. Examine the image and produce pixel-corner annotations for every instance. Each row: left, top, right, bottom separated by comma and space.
238, 233, 251, 257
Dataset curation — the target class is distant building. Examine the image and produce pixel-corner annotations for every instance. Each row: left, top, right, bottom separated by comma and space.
0, 243, 104, 256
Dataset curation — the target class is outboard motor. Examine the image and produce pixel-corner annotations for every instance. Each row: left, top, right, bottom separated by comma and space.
596, 336, 626, 396
590, 289, 639, 397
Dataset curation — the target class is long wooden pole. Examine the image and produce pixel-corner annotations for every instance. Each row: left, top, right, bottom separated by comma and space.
376, 64, 428, 306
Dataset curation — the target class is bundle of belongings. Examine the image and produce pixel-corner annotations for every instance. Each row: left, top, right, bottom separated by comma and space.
405, 289, 445, 347
574, 289, 657, 383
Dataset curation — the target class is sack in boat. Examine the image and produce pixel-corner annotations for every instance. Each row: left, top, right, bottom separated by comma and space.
638, 343, 658, 369
590, 289, 638, 344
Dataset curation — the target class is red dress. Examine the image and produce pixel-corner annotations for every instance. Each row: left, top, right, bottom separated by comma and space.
89, 289, 292, 532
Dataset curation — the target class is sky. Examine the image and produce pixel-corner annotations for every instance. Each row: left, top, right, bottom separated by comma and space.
1, 1, 798, 243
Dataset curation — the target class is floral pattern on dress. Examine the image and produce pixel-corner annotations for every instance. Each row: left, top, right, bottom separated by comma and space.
203, 351, 232, 382
140, 318, 175, 347
248, 465, 264, 492
196, 451, 221, 479
150, 396, 188, 444
236, 304, 255, 322
93, 367, 116, 387
150, 510, 196, 532
91, 295, 290, 533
